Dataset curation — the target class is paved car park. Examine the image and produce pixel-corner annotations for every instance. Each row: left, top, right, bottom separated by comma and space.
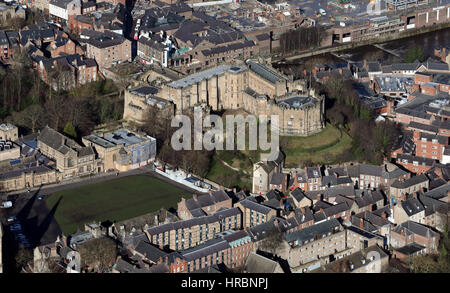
0, 190, 62, 249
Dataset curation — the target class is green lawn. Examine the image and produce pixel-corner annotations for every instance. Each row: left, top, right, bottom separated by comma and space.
205, 124, 353, 186
281, 123, 342, 150
281, 124, 352, 167
283, 129, 352, 167
45, 175, 191, 235
206, 156, 251, 190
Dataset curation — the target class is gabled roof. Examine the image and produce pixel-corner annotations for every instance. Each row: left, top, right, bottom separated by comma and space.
391, 174, 428, 189
284, 219, 341, 247
418, 193, 447, 216
423, 183, 450, 200
244, 253, 281, 273
392, 220, 439, 239
238, 198, 274, 215
269, 173, 285, 186
134, 240, 168, 263
290, 187, 307, 202
184, 190, 230, 212
400, 197, 425, 217
180, 238, 229, 262
38, 125, 81, 155
266, 189, 283, 201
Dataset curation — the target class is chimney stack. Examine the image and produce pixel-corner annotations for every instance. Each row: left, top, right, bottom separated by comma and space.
381, 212, 387, 219
359, 218, 364, 229
193, 194, 198, 200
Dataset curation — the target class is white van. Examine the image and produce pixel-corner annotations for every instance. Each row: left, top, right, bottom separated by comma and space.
1, 201, 12, 208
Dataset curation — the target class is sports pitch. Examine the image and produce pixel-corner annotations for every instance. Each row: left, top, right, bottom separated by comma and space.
45, 175, 191, 235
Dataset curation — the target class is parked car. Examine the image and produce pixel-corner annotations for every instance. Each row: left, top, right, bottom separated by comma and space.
38, 195, 44, 200
1, 201, 13, 208
15, 234, 26, 240
10, 225, 22, 231
7, 216, 17, 222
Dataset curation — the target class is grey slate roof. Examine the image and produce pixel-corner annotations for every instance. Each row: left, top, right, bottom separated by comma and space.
269, 173, 285, 186
238, 198, 273, 214
408, 121, 439, 133
146, 207, 240, 236
423, 183, 450, 200
400, 197, 425, 217
266, 189, 283, 201
244, 253, 280, 273
391, 174, 428, 189
184, 190, 230, 212
396, 154, 435, 167
246, 60, 287, 83
395, 243, 426, 255
359, 164, 382, 177
322, 202, 350, 217
290, 187, 307, 202
134, 240, 168, 263
284, 218, 341, 247
392, 220, 439, 239
180, 238, 229, 262
418, 193, 447, 216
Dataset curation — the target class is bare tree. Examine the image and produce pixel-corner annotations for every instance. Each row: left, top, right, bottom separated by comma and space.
77, 237, 118, 272
259, 227, 284, 255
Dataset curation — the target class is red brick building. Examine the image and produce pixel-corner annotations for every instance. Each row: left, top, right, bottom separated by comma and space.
390, 221, 440, 254
0, 31, 11, 60
413, 130, 448, 161
395, 153, 435, 174
219, 230, 253, 269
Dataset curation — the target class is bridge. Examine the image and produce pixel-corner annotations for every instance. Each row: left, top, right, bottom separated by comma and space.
371, 44, 404, 60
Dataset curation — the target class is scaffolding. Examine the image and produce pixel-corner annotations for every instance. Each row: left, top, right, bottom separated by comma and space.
384, 0, 429, 11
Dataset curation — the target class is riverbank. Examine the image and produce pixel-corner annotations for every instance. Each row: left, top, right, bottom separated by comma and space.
274, 22, 450, 64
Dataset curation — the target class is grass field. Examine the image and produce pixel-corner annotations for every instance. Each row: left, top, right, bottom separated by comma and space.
281, 124, 353, 167
206, 156, 252, 190
204, 124, 352, 187
45, 175, 191, 235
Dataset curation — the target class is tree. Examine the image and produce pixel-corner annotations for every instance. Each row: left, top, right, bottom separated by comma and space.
9, 104, 47, 133
63, 122, 77, 139
15, 245, 33, 272
259, 227, 284, 254
77, 237, 118, 272
404, 46, 425, 63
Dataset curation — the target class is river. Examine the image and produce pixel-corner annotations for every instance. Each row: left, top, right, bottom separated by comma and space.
275, 27, 450, 68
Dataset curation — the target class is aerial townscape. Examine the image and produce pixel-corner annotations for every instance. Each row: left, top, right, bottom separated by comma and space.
0, 0, 448, 277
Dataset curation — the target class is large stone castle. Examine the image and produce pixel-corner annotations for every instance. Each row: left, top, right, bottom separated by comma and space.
124, 59, 325, 136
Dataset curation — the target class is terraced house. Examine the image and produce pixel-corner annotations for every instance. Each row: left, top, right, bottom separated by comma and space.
80, 29, 131, 71
236, 197, 277, 229
145, 207, 241, 251
177, 190, 232, 220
